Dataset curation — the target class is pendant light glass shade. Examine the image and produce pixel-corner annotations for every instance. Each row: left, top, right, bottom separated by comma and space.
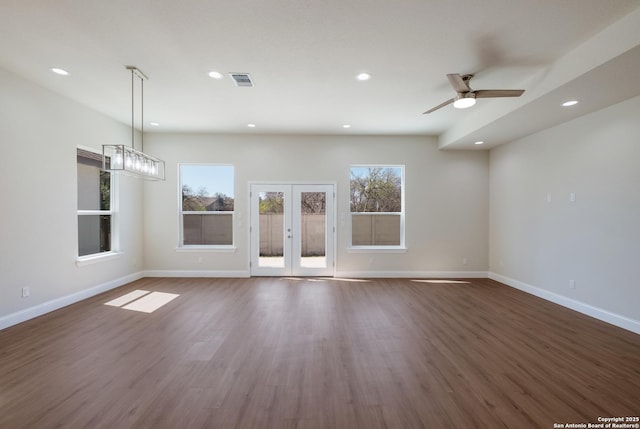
102, 144, 165, 180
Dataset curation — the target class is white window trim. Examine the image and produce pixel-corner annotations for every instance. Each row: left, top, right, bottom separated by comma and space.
76, 251, 123, 267
348, 164, 406, 251
77, 209, 114, 216
347, 246, 407, 253
77, 146, 119, 261
178, 163, 235, 250
175, 246, 237, 253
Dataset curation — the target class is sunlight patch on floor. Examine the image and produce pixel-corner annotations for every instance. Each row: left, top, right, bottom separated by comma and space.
122, 292, 180, 313
104, 290, 150, 307
105, 290, 180, 313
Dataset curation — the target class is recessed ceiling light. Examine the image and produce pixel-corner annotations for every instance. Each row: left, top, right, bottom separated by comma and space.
474, 141, 484, 145
343, 124, 352, 129
356, 73, 371, 81
247, 123, 256, 128
51, 68, 69, 76
150, 122, 160, 127
208, 71, 223, 79
562, 100, 578, 107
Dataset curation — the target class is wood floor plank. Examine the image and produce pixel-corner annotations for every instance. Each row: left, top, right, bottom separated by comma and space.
1, 277, 639, 428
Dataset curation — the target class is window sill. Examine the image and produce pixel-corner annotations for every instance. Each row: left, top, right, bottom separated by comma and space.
76, 251, 123, 267
347, 246, 408, 253
175, 246, 237, 253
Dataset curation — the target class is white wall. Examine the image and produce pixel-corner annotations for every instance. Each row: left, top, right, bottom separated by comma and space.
0, 67, 145, 328
143, 134, 490, 276
490, 95, 640, 327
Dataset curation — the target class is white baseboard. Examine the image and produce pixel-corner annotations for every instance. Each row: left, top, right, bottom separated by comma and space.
489, 272, 640, 335
334, 270, 488, 279
145, 269, 485, 279
0, 272, 144, 331
143, 270, 251, 278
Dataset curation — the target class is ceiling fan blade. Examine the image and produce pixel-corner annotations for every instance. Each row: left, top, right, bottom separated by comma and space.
474, 89, 524, 98
423, 98, 454, 114
447, 74, 471, 93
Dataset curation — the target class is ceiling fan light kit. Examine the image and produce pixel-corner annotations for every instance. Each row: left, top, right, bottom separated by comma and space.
453, 93, 476, 109
424, 73, 525, 114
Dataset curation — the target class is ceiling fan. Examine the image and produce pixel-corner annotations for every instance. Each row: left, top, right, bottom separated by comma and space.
423, 73, 525, 114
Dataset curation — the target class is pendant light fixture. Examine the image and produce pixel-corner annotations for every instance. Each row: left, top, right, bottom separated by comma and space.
103, 66, 165, 180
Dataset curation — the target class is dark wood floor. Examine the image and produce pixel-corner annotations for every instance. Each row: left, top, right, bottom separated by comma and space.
1, 277, 638, 428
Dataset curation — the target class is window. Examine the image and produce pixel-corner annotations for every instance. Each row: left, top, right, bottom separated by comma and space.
77, 148, 114, 257
350, 165, 404, 247
179, 164, 235, 247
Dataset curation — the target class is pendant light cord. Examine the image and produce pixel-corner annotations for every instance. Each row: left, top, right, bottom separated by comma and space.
127, 66, 148, 152
141, 77, 144, 153
131, 68, 135, 151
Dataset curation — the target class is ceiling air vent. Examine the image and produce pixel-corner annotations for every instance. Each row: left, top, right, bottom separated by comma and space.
229, 73, 254, 87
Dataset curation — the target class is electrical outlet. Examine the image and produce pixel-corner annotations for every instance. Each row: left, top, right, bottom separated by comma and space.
22, 286, 30, 298
462, 257, 468, 265
569, 280, 576, 289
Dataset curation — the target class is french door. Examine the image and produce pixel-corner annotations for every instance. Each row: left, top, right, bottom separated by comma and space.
250, 183, 335, 276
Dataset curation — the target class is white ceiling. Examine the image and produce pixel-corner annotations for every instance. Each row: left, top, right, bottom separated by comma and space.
1, 0, 639, 149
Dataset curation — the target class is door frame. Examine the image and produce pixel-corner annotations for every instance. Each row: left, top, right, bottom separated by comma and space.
249, 181, 336, 277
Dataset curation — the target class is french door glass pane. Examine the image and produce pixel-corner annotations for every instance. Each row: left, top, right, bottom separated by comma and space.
78, 215, 111, 256
259, 191, 285, 268
300, 192, 326, 268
